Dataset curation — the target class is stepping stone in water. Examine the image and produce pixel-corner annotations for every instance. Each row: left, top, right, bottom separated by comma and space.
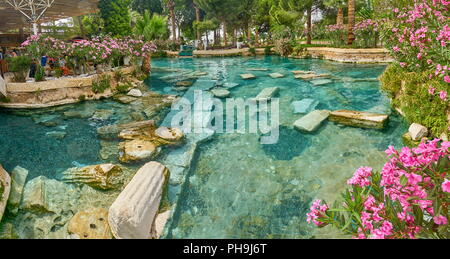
294, 110, 330, 133
329, 110, 389, 129
240, 73, 256, 80
292, 70, 315, 75
193, 72, 208, 77
251, 87, 279, 102
311, 79, 333, 86
291, 99, 319, 114
223, 82, 240, 89
269, 73, 285, 79
248, 68, 269, 71
211, 89, 231, 98
295, 74, 317, 80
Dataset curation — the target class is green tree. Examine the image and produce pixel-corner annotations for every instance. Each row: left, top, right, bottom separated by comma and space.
195, 0, 245, 46
134, 12, 168, 74
324, 0, 347, 25
132, 0, 164, 15
82, 14, 105, 37
134, 11, 169, 41
98, 0, 132, 36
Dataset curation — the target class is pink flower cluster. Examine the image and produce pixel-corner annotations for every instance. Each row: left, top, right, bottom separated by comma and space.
347, 167, 372, 187
21, 34, 157, 64
354, 19, 380, 32
384, 0, 450, 85
326, 24, 346, 32
380, 140, 450, 237
307, 139, 450, 239
306, 200, 328, 227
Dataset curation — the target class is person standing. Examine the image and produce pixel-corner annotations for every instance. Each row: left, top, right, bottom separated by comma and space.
41, 53, 48, 67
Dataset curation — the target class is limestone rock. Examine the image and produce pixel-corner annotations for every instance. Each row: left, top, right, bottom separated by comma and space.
62, 164, 123, 190
155, 127, 184, 142
7, 166, 29, 215
97, 120, 155, 139
292, 70, 314, 75
329, 110, 389, 129
240, 74, 256, 80
251, 87, 279, 102
108, 162, 169, 239
127, 89, 143, 97
21, 176, 80, 215
116, 95, 138, 104
119, 140, 160, 163
223, 82, 240, 89
311, 79, 333, 86
408, 123, 428, 141
294, 110, 330, 132
402, 132, 422, 147
92, 110, 114, 121
68, 208, 113, 239
247, 68, 269, 71
291, 99, 319, 114
46, 131, 67, 140
153, 210, 171, 239
175, 81, 193, 87
0, 165, 11, 222
269, 73, 284, 79
211, 89, 231, 98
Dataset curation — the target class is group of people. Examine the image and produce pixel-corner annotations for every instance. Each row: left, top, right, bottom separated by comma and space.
29, 54, 71, 79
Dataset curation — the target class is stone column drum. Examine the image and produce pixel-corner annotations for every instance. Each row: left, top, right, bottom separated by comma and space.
108, 162, 169, 239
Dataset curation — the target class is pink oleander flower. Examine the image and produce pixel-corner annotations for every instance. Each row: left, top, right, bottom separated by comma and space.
445, 75, 450, 83
348, 167, 373, 187
439, 90, 447, 100
429, 86, 436, 94
433, 215, 448, 225
443, 179, 450, 193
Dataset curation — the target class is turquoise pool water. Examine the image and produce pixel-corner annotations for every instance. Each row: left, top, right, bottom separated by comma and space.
0, 56, 407, 239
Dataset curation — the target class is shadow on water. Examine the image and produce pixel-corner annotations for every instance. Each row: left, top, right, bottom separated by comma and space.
260, 125, 312, 161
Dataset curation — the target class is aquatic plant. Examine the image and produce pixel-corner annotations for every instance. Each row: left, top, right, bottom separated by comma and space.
307, 139, 450, 239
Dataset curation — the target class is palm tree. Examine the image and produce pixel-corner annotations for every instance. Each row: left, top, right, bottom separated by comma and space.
134, 12, 169, 73
165, 0, 177, 42
324, 0, 346, 25
347, 0, 355, 45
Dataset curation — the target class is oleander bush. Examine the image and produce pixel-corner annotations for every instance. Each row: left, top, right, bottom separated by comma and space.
307, 140, 450, 239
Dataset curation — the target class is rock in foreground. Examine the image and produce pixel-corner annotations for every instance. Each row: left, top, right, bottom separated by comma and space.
108, 162, 169, 239
408, 123, 428, 141
62, 164, 123, 190
0, 165, 11, 222
329, 110, 389, 129
68, 208, 113, 239
7, 166, 28, 215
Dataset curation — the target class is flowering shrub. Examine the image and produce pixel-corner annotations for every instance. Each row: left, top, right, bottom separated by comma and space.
354, 19, 381, 48
382, 0, 450, 85
307, 139, 450, 239
21, 35, 157, 70
325, 24, 347, 47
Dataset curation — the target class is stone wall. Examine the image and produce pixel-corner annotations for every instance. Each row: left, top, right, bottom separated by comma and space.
0, 66, 135, 109
303, 47, 394, 63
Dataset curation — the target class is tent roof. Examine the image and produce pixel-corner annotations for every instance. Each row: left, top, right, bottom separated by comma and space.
0, 0, 99, 32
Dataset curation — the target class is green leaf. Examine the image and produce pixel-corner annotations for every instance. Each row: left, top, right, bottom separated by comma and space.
400, 175, 408, 186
